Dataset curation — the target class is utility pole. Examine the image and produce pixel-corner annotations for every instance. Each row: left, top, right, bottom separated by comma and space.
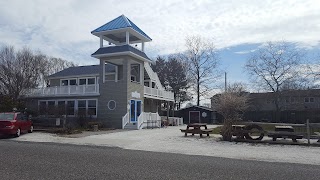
224, 72, 227, 92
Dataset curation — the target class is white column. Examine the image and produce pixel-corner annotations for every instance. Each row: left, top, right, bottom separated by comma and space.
140, 63, 144, 85
100, 35, 103, 48
126, 31, 129, 45
142, 42, 145, 52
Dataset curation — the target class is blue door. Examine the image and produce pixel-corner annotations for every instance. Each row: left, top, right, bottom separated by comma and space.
130, 100, 142, 122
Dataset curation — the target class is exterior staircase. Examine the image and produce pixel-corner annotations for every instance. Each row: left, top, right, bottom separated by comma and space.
124, 123, 138, 130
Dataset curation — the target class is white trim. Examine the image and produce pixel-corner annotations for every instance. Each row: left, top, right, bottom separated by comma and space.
48, 74, 99, 80
92, 27, 152, 42
107, 100, 116, 110
189, 111, 201, 123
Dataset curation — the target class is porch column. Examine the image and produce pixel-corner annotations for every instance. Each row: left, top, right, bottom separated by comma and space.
126, 31, 129, 44
142, 42, 145, 52
100, 35, 103, 48
166, 101, 169, 120
140, 63, 144, 85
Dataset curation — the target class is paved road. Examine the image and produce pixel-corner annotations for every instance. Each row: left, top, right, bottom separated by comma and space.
0, 140, 319, 180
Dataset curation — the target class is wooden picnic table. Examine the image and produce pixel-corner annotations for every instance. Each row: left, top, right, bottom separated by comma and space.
268, 125, 303, 142
180, 123, 213, 137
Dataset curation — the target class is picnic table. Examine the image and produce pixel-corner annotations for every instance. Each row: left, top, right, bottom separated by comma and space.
267, 125, 303, 142
180, 123, 213, 137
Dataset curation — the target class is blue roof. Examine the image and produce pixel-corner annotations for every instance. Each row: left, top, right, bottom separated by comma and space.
91, 45, 151, 60
91, 15, 152, 40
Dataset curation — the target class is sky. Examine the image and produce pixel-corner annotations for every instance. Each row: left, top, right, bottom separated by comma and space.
1, 0, 320, 104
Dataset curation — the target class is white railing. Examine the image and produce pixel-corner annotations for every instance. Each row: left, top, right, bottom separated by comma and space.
137, 112, 161, 129
25, 84, 99, 97
122, 112, 129, 129
168, 117, 184, 126
144, 86, 174, 101
137, 112, 145, 130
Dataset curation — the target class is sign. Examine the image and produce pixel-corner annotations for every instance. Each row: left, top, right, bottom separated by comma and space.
131, 91, 141, 98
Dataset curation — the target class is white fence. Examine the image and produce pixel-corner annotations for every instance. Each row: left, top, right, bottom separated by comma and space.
138, 112, 161, 129
25, 84, 99, 97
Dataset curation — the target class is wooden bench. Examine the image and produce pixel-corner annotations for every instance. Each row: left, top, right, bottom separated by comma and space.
180, 128, 213, 137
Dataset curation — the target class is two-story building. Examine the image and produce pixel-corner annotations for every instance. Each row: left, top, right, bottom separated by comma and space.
24, 15, 175, 129
211, 89, 320, 123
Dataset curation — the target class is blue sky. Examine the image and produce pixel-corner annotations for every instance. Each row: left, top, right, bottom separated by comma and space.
0, 0, 320, 102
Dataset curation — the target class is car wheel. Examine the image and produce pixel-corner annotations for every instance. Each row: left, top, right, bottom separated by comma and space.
28, 125, 33, 133
15, 128, 21, 137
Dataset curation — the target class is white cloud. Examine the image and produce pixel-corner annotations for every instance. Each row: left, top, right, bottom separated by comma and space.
0, 0, 319, 64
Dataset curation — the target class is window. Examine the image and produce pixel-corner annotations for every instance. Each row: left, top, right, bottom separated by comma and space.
131, 64, 140, 82
79, 78, 96, 85
61, 80, 68, 86
39, 101, 47, 115
79, 79, 87, 85
88, 78, 95, 85
67, 101, 75, 116
69, 79, 77, 85
58, 101, 66, 115
88, 100, 97, 116
305, 97, 315, 103
61, 79, 77, 86
78, 100, 86, 116
104, 63, 117, 82
47, 101, 55, 115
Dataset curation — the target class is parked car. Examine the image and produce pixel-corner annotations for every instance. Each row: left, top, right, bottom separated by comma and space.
0, 112, 33, 137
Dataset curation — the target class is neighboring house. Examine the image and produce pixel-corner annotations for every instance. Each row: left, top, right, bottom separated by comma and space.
177, 105, 216, 124
211, 89, 320, 123
23, 15, 175, 129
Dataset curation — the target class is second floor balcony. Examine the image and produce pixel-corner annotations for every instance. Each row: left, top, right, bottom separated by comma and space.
25, 84, 100, 97
144, 86, 174, 101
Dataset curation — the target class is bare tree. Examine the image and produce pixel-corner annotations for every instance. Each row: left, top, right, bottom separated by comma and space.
212, 83, 249, 141
0, 45, 76, 104
245, 41, 307, 121
0, 45, 46, 100
40, 57, 77, 86
180, 36, 220, 106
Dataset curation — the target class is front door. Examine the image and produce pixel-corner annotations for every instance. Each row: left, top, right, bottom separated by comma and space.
130, 100, 142, 122
189, 111, 200, 123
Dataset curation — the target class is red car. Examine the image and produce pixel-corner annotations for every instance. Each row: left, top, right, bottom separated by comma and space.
0, 112, 33, 137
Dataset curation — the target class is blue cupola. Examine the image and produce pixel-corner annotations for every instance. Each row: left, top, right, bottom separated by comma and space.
91, 15, 151, 52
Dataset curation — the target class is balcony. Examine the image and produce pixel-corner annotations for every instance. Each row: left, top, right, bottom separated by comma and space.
24, 84, 100, 97
144, 86, 174, 101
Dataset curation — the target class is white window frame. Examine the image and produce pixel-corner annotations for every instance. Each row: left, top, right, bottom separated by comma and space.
78, 77, 97, 86
103, 61, 118, 83
60, 78, 78, 86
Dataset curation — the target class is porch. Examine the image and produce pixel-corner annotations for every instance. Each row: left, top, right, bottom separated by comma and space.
24, 84, 100, 97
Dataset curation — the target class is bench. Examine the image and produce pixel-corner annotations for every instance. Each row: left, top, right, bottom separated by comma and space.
180, 128, 213, 137
267, 131, 304, 142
